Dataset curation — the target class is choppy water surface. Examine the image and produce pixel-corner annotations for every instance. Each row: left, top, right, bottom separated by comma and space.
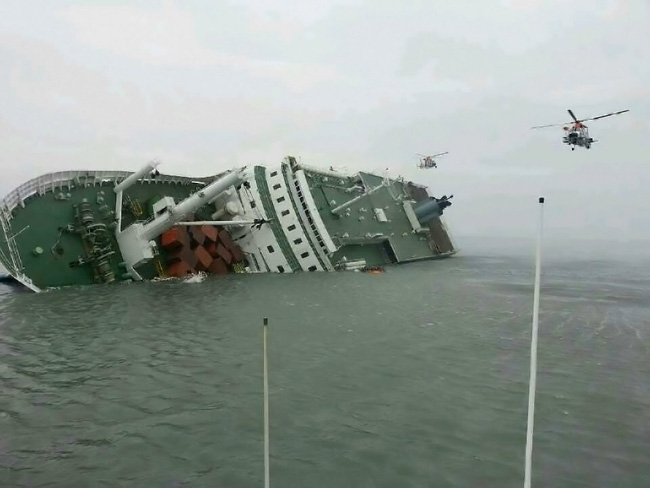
1, 245, 648, 487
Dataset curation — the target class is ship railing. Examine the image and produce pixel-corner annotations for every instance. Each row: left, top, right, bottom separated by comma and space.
0, 170, 126, 214
0, 205, 25, 276
0, 170, 221, 216
0, 203, 42, 292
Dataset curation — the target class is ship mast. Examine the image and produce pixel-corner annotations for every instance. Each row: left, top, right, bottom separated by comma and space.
113, 160, 160, 234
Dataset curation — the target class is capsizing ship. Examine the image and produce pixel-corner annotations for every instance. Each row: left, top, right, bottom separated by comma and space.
0, 156, 457, 292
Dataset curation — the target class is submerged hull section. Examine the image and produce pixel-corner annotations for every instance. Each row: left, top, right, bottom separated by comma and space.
0, 157, 457, 292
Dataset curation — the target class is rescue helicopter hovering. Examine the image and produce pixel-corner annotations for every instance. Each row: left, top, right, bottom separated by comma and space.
416, 152, 448, 169
532, 108, 629, 151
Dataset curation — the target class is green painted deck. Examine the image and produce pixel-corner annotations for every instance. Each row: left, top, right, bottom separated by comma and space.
302, 170, 453, 266
0, 163, 457, 290
0, 177, 207, 289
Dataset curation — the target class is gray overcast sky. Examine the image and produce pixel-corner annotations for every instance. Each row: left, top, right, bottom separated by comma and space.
1, 0, 649, 244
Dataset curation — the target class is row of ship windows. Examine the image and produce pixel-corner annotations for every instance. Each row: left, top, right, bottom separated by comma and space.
277, 264, 317, 273
269, 174, 310, 250
268, 173, 292, 220
266, 244, 307, 258
252, 175, 307, 270
292, 178, 326, 250
270, 169, 325, 261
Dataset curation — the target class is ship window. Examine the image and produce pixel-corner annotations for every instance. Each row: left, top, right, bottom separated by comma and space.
270, 171, 278, 177
293, 238, 303, 245
250, 200, 256, 208
301, 251, 309, 258
267, 245, 275, 253
273, 183, 281, 190
277, 265, 284, 273
288, 224, 296, 231
276, 196, 285, 203
308, 265, 317, 271
281, 209, 290, 216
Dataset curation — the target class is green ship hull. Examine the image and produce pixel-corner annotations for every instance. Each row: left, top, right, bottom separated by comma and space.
0, 157, 457, 292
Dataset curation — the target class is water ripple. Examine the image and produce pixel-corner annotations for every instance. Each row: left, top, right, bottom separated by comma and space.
0, 258, 648, 486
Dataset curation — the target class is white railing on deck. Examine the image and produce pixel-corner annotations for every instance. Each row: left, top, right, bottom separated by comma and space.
0, 168, 221, 293
0, 205, 24, 275
0, 169, 217, 215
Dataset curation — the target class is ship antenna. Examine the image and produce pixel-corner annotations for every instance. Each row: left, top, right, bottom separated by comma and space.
263, 317, 271, 488
524, 197, 545, 488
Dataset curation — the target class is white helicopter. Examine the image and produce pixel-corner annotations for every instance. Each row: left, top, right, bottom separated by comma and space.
416, 152, 448, 169
532, 109, 629, 151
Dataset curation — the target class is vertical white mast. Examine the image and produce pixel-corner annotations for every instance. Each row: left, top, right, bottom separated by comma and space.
524, 197, 545, 488
263, 317, 270, 488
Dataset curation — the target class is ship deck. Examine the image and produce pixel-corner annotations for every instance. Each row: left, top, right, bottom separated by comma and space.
0, 174, 209, 289
302, 170, 452, 265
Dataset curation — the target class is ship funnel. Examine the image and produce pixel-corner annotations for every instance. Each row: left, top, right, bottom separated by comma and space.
116, 168, 246, 277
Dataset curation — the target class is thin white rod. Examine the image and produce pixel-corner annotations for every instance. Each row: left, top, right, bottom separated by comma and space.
525, 196, 545, 488
175, 220, 256, 226
263, 317, 270, 488
115, 190, 123, 234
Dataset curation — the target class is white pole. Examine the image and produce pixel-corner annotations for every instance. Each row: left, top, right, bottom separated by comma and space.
113, 160, 160, 194
525, 196, 545, 488
175, 220, 258, 226
263, 317, 270, 488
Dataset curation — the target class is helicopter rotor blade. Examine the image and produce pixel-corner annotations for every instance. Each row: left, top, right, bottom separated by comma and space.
579, 109, 630, 123
568, 109, 579, 123
532, 108, 629, 131
531, 123, 568, 129
431, 152, 449, 158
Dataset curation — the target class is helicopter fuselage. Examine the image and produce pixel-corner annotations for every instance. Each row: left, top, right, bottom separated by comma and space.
417, 161, 437, 169
562, 124, 594, 150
